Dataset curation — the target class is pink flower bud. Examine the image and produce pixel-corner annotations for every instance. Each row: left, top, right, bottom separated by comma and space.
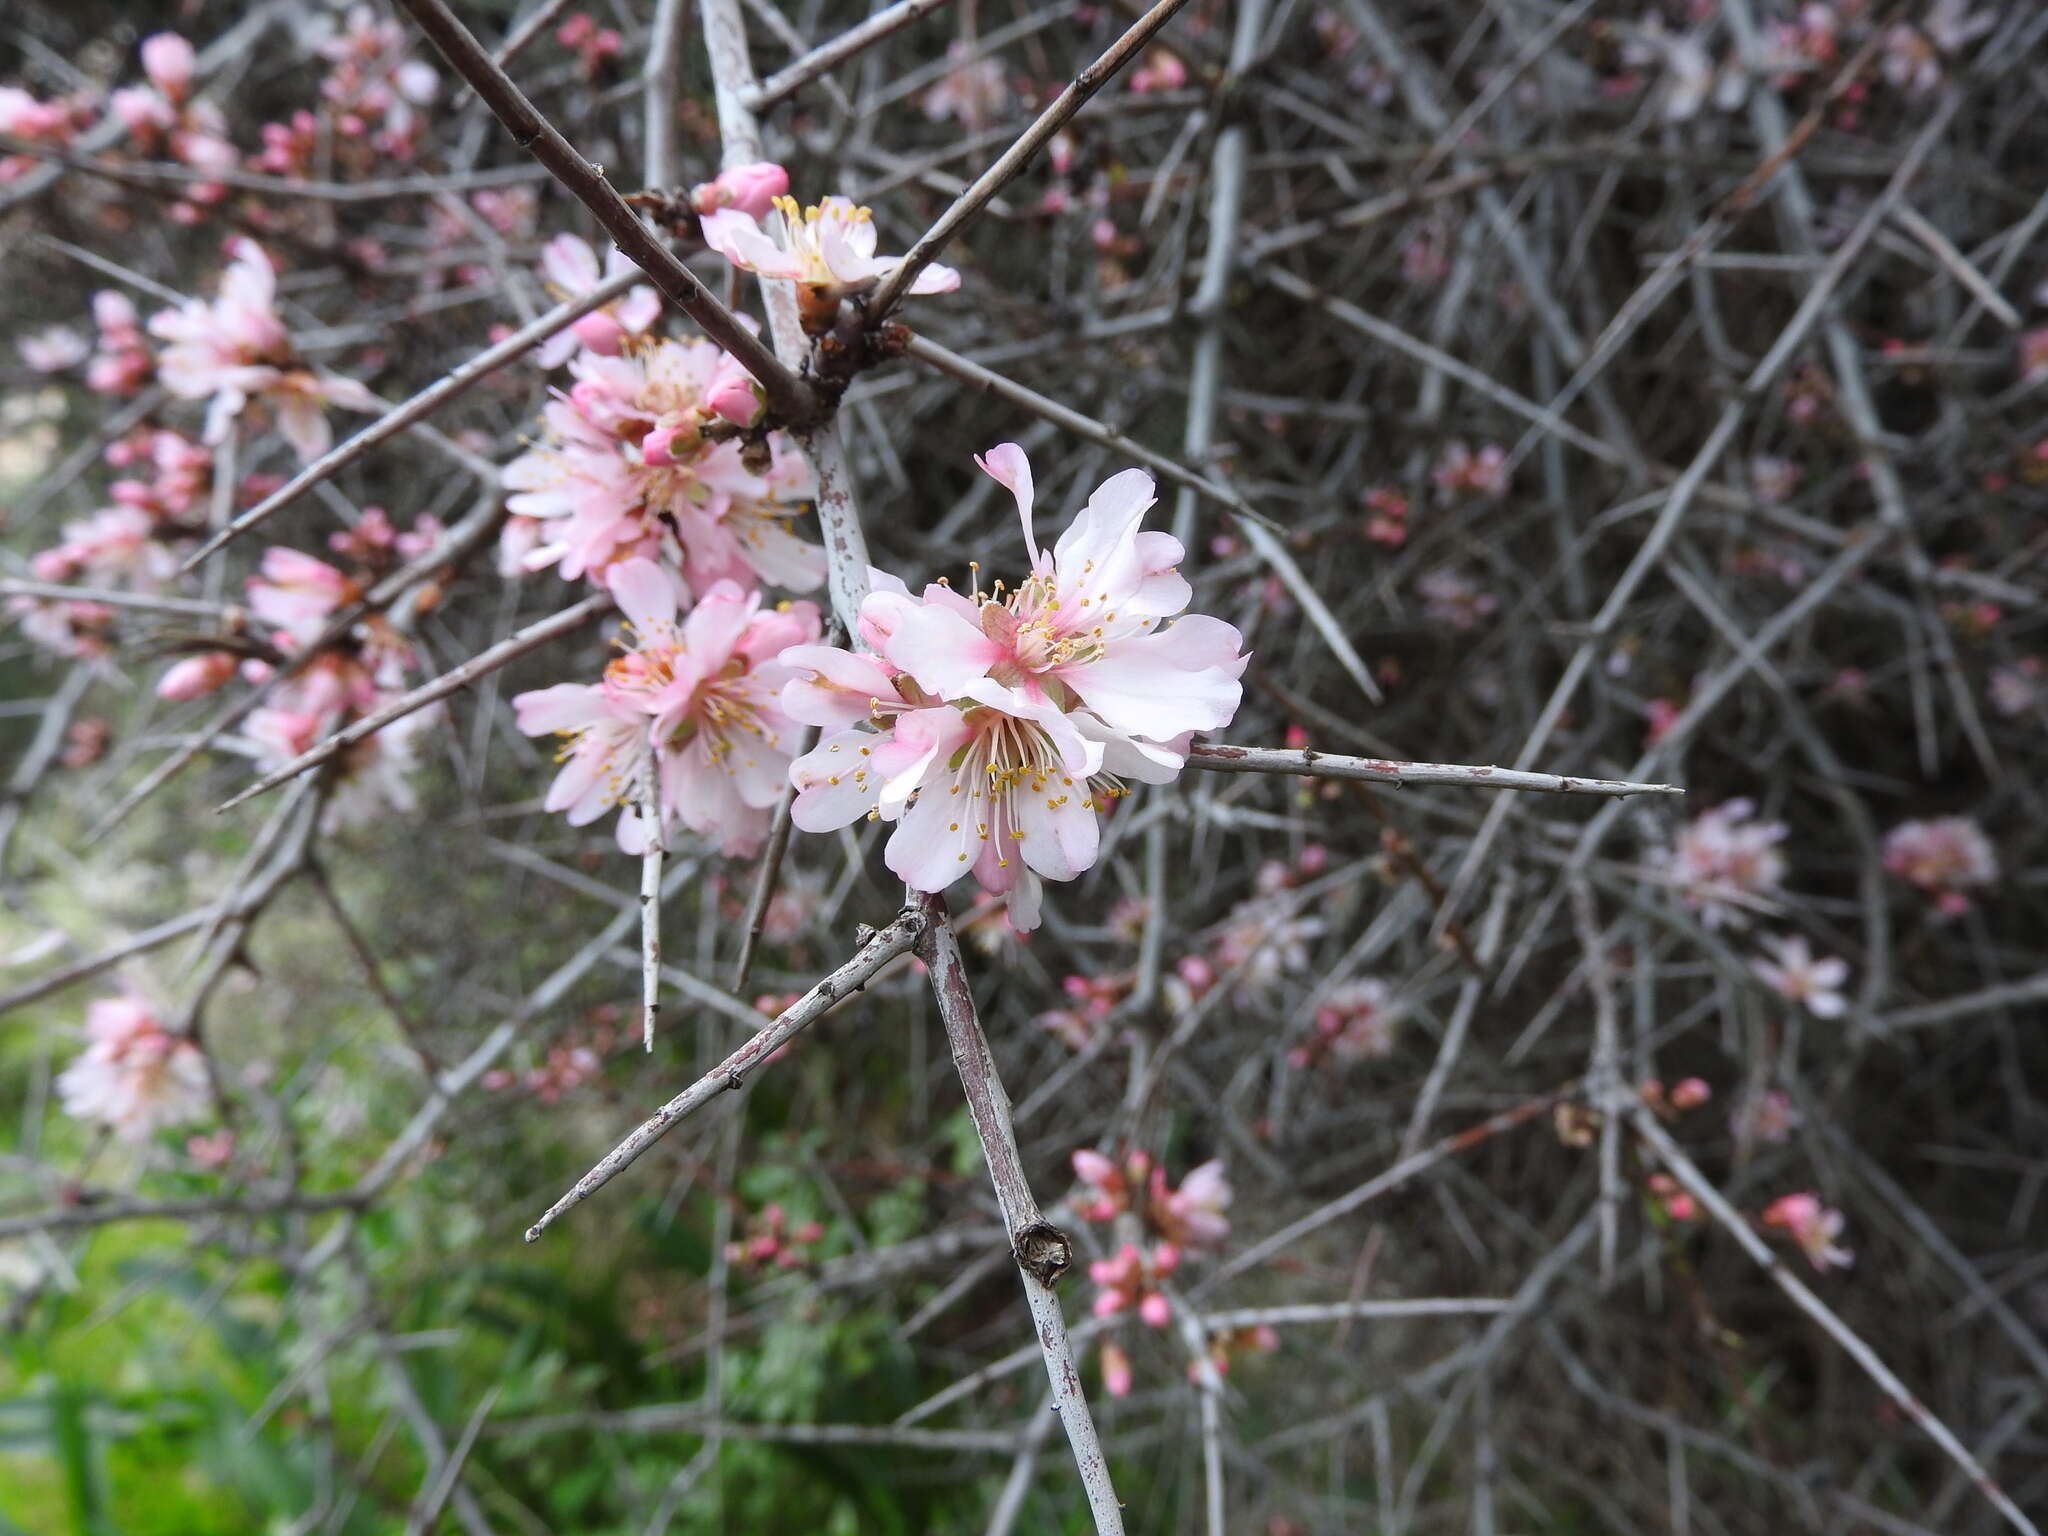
157, 652, 239, 701
569, 310, 627, 355
692, 161, 789, 219
1072, 1148, 1116, 1186
1670, 1077, 1712, 1110
641, 420, 701, 467
1100, 1341, 1133, 1397
1138, 1291, 1171, 1328
705, 373, 764, 428
140, 33, 195, 102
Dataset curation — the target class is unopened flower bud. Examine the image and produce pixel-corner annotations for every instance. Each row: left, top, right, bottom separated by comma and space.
157, 651, 239, 701
140, 33, 195, 102
690, 161, 790, 219
1669, 1077, 1712, 1110
641, 419, 701, 467
705, 374, 764, 428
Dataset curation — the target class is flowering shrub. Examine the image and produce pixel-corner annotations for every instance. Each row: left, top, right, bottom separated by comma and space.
2, 4, 2041, 1533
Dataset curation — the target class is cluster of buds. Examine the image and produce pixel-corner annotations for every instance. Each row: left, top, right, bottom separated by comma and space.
112, 33, 236, 222
1362, 486, 1409, 547
0, 81, 94, 182
313, 5, 440, 160
11, 427, 218, 660
725, 1203, 825, 1273
482, 1006, 628, 1103
1639, 1077, 1713, 1119
1088, 1242, 1178, 1329
555, 13, 624, 77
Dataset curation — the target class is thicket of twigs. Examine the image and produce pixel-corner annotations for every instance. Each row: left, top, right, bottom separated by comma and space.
3, 0, 2046, 1531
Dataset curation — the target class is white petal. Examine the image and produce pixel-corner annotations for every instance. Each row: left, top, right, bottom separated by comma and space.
975, 442, 1037, 560
608, 556, 679, 636
790, 728, 886, 831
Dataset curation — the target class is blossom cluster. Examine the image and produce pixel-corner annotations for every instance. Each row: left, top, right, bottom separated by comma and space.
1069, 1151, 1263, 1395
1620, 1, 1995, 125
782, 444, 1247, 929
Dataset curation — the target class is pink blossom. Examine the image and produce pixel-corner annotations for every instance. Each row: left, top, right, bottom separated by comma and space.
783, 445, 1247, 930
921, 44, 1010, 126
1431, 440, 1510, 501
0, 86, 84, 144
1128, 48, 1187, 93
515, 561, 820, 856
502, 335, 824, 593
1416, 568, 1498, 629
1883, 816, 1998, 914
1362, 485, 1408, 545
1989, 658, 2043, 718
316, 5, 440, 158
532, 234, 662, 368
1657, 798, 1787, 929
56, 992, 211, 1143
186, 1128, 236, 1169
703, 373, 764, 429
9, 597, 114, 658
725, 1201, 826, 1272
149, 239, 378, 460
701, 195, 962, 297
1762, 1192, 1854, 1272
1669, 1077, 1712, 1111
1153, 1159, 1231, 1250
689, 162, 791, 220
1291, 977, 1400, 1068
157, 652, 240, 701
1751, 934, 1849, 1017
1731, 1088, 1801, 1145
1208, 899, 1322, 999
19, 325, 88, 372
33, 507, 176, 592
248, 547, 360, 646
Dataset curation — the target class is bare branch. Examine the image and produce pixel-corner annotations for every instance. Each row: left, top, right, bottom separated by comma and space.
915, 892, 1125, 1535
525, 910, 921, 1240
1186, 743, 1682, 798
216, 593, 614, 814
